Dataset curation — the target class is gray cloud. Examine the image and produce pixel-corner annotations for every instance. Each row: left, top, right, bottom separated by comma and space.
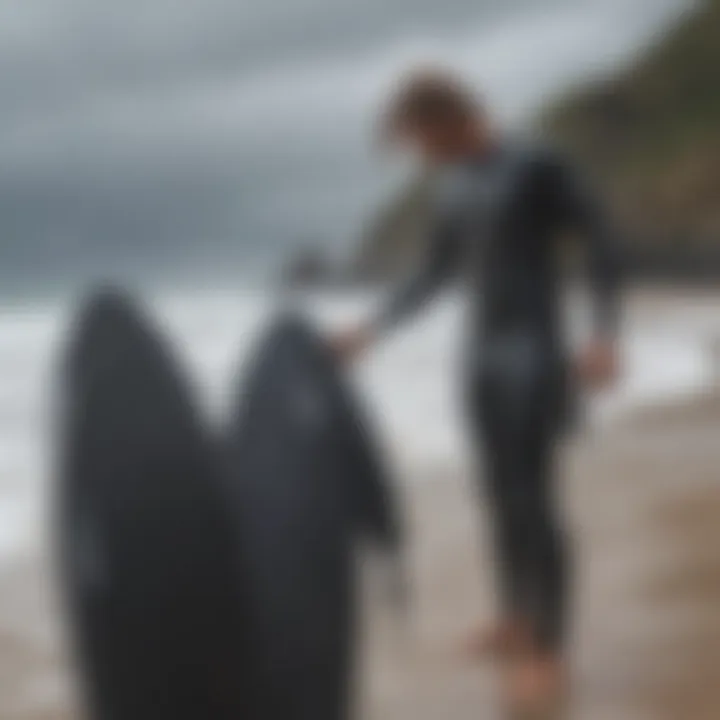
0, 0, 688, 295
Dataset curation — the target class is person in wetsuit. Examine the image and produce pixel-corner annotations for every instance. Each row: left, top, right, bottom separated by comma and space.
331, 69, 621, 710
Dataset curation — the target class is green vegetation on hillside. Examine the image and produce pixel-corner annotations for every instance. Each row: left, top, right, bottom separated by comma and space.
542, 0, 720, 243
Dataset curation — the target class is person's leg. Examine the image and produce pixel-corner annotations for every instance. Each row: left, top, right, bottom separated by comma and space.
465, 344, 570, 671
483, 410, 525, 616
502, 374, 570, 711
462, 365, 535, 657
524, 432, 568, 655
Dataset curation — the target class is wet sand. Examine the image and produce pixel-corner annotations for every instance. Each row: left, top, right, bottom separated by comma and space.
360, 389, 720, 720
2, 389, 720, 719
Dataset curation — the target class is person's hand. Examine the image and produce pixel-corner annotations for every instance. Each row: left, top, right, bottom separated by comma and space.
328, 325, 374, 364
575, 337, 620, 391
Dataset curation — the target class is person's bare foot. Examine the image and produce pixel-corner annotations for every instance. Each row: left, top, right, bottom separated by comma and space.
459, 618, 530, 661
506, 651, 567, 716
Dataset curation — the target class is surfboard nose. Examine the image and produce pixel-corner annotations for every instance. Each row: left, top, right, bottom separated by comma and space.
73, 287, 140, 341
64, 287, 153, 384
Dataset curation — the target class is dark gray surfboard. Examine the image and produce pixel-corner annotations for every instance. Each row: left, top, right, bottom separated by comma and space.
225, 312, 403, 720
57, 289, 251, 720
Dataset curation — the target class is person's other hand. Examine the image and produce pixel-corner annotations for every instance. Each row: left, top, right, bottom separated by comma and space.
576, 337, 620, 391
328, 325, 374, 364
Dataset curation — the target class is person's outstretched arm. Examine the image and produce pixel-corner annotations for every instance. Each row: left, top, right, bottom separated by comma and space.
374, 209, 461, 335
333, 196, 462, 361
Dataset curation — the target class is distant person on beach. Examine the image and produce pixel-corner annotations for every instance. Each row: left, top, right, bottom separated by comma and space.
331, 68, 622, 711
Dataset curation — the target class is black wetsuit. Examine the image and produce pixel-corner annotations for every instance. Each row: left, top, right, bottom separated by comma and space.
375, 144, 620, 650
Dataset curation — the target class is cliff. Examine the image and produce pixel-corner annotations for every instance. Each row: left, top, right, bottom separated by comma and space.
541, 0, 720, 245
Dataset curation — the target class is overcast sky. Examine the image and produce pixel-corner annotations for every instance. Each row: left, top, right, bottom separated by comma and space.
0, 0, 688, 295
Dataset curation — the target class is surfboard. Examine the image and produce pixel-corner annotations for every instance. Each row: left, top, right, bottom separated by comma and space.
57, 289, 251, 720
225, 312, 403, 720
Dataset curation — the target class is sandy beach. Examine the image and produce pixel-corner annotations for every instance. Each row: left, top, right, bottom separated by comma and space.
1, 289, 720, 719
3, 386, 720, 719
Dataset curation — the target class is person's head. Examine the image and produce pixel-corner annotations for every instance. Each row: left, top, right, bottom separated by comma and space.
379, 68, 491, 165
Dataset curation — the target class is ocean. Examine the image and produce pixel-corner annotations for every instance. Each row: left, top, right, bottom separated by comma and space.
0, 287, 717, 568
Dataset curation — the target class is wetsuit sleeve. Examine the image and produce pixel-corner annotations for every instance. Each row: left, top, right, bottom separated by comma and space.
372, 205, 462, 336
550, 158, 623, 338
